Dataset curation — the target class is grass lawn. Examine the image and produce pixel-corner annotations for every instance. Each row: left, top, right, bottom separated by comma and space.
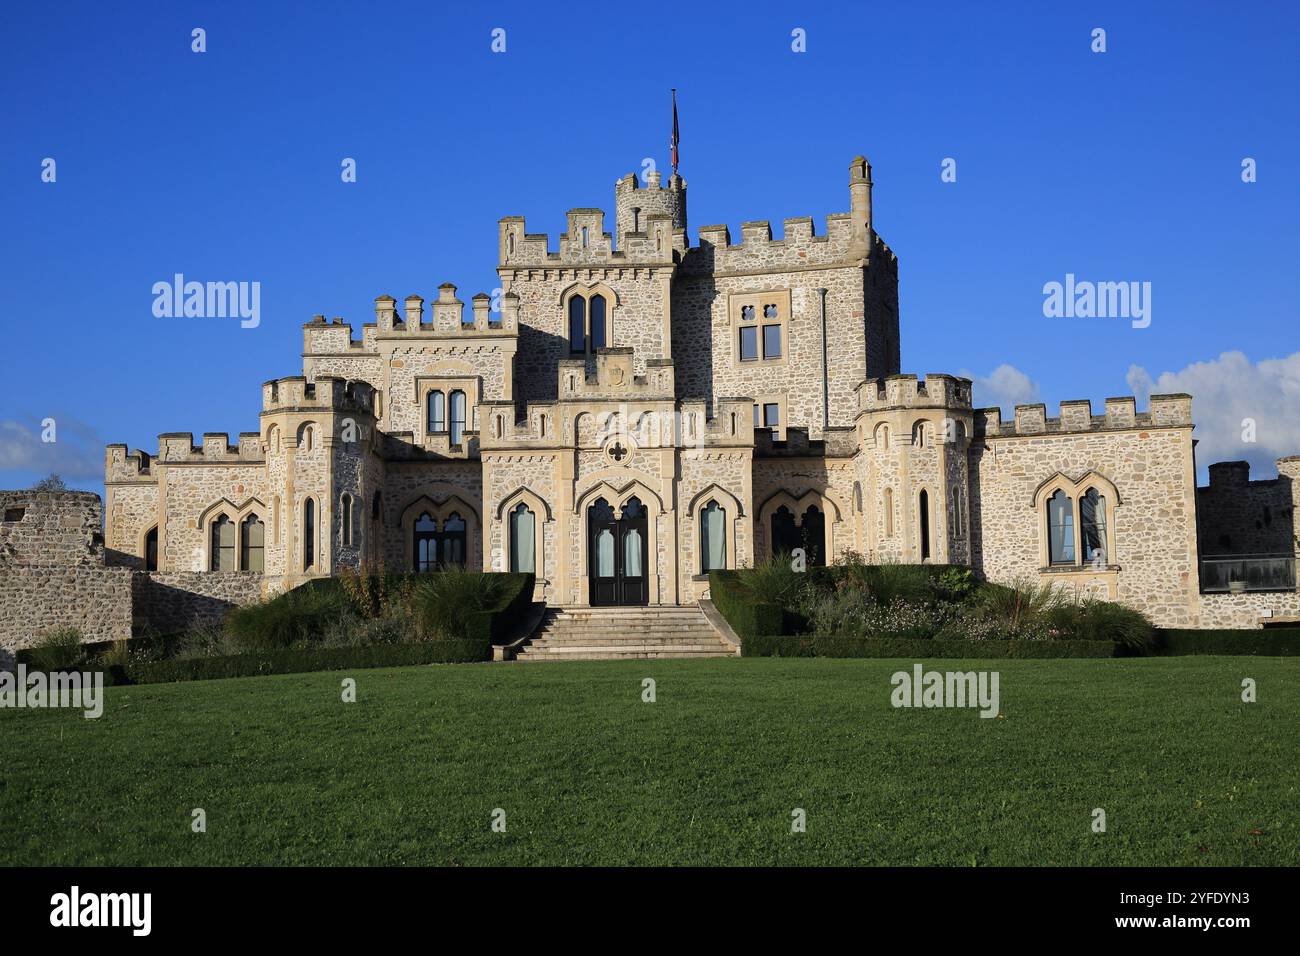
1, 657, 1295, 866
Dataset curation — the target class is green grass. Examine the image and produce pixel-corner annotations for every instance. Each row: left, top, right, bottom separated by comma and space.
1, 657, 1296, 866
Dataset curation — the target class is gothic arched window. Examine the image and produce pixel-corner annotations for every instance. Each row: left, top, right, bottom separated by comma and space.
509, 503, 535, 573
211, 514, 235, 571
449, 390, 467, 446
241, 514, 265, 572
700, 500, 726, 572
1047, 490, 1074, 565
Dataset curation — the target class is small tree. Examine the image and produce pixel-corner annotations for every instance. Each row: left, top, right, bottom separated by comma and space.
31, 474, 67, 491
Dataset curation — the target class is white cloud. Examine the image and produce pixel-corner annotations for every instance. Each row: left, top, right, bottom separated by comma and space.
1126, 351, 1300, 479
0, 417, 104, 482
961, 363, 1042, 415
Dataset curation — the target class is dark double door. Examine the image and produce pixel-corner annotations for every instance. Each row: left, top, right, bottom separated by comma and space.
588, 497, 648, 606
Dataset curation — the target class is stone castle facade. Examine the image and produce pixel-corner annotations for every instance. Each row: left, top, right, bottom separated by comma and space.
16, 152, 1284, 644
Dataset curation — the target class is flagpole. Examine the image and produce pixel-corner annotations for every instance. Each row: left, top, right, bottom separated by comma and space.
670, 88, 680, 177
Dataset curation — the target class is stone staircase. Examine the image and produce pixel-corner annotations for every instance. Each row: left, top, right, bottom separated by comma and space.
514, 605, 738, 661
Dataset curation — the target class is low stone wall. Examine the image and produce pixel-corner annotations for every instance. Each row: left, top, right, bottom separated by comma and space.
132, 571, 264, 635
0, 565, 134, 650
1198, 591, 1300, 629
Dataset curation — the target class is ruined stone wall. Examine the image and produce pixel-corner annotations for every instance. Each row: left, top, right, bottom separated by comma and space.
0, 491, 104, 566
0, 492, 131, 649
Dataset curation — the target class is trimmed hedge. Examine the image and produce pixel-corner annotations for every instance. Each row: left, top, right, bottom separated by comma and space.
1153, 627, 1300, 656
709, 570, 784, 639
469, 572, 534, 645
739, 634, 1116, 658
96, 640, 490, 686
810, 635, 1117, 659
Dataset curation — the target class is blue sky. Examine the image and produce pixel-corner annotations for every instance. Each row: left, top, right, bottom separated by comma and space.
1, 0, 1297, 492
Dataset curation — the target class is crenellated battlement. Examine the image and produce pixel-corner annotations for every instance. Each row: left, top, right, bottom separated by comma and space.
614, 170, 687, 249
973, 393, 1193, 438
105, 445, 155, 481
371, 286, 518, 337
497, 213, 683, 269
148, 431, 266, 463
261, 375, 378, 417
857, 374, 974, 413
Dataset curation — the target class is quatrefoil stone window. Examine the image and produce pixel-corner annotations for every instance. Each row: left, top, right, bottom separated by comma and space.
603, 436, 636, 467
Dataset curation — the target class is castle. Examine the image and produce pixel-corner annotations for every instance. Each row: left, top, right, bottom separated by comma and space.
3, 151, 1295, 650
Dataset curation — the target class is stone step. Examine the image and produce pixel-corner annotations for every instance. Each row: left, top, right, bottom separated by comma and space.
517, 649, 736, 661
516, 604, 736, 661
534, 635, 720, 644
538, 629, 722, 634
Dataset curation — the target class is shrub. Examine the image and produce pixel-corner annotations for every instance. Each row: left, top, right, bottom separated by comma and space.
27, 628, 86, 671
709, 570, 785, 639
1051, 598, 1155, 652
410, 568, 506, 641
736, 554, 815, 609
225, 584, 354, 650
974, 579, 1064, 635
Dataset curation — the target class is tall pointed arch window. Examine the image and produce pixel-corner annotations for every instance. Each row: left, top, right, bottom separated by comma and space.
240, 515, 265, 572
449, 390, 467, 446
1080, 488, 1108, 564
427, 390, 445, 434
567, 288, 614, 355
509, 503, 535, 573
211, 514, 235, 571
700, 500, 726, 572
1047, 490, 1075, 565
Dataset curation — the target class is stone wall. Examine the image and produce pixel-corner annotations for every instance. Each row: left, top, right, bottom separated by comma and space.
132, 571, 263, 635
0, 566, 134, 649
0, 492, 135, 649
0, 491, 105, 566
1197, 591, 1300, 629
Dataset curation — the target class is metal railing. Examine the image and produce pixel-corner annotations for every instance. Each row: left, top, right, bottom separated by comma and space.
1199, 553, 1296, 593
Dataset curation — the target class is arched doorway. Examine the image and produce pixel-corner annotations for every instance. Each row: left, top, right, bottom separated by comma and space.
588, 496, 648, 606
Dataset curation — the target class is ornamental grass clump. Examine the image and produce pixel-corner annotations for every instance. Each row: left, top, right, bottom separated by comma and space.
409, 567, 506, 642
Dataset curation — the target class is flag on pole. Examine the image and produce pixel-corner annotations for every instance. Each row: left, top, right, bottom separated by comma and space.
670, 89, 680, 175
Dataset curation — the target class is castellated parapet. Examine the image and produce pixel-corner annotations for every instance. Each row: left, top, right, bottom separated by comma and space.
302, 285, 520, 356
973, 393, 1193, 438
261, 375, 378, 417
857, 373, 973, 412
614, 170, 687, 247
